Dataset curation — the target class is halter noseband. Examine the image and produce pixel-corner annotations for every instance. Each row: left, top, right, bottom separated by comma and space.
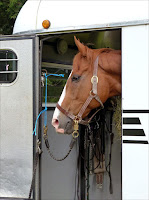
56, 56, 104, 137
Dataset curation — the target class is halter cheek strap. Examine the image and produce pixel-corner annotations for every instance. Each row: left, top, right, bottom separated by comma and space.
56, 55, 104, 127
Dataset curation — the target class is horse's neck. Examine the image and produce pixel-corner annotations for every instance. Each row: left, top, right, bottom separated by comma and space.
97, 69, 121, 102
97, 49, 121, 75
97, 49, 121, 99
108, 74, 121, 96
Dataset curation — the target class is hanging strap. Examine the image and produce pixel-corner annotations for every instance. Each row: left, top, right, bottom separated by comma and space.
106, 131, 114, 194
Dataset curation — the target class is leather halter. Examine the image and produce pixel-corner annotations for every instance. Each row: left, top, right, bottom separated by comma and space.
56, 55, 104, 127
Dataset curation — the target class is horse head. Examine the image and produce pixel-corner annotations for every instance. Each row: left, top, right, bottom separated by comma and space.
52, 36, 121, 134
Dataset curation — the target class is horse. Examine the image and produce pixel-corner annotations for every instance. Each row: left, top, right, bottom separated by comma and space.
52, 36, 121, 135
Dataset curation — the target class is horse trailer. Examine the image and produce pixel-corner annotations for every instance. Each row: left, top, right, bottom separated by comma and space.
0, 1, 149, 200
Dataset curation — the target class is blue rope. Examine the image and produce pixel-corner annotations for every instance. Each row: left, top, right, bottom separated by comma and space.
33, 73, 64, 136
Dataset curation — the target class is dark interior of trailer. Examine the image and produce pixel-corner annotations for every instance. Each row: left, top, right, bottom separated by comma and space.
40, 28, 121, 200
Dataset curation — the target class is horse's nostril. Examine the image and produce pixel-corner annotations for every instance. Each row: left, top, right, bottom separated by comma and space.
52, 118, 65, 134
55, 119, 59, 125
52, 118, 59, 128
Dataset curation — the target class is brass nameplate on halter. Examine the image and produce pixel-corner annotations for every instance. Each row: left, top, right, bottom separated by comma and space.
91, 75, 98, 84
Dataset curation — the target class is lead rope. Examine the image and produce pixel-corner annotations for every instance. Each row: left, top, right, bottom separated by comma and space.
43, 125, 77, 161
43, 73, 78, 161
29, 73, 65, 199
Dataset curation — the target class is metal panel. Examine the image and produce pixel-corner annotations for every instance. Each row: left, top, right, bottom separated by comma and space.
122, 25, 149, 111
122, 25, 149, 199
13, 1, 149, 34
122, 25, 149, 142
122, 144, 149, 200
0, 39, 34, 198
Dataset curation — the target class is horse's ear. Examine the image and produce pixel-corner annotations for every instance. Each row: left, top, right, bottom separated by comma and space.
74, 36, 87, 57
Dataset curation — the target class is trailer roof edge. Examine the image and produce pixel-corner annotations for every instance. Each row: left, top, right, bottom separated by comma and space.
11, 19, 149, 37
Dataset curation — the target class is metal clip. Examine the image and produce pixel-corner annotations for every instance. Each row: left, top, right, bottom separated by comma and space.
74, 120, 79, 131
43, 126, 48, 135
43, 126, 48, 141
41, 75, 45, 87
37, 139, 42, 154
72, 120, 79, 138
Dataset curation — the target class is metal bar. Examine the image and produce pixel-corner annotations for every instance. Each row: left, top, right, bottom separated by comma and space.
42, 62, 72, 70
32, 36, 40, 200
0, 35, 36, 41
0, 59, 18, 61
0, 198, 31, 200
0, 71, 18, 73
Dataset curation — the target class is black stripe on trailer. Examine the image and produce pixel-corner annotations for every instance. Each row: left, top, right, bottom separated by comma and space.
123, 117, 141, 124
123, 110, 149, 113
123, 129, 145, 136
123, 140, 148, 144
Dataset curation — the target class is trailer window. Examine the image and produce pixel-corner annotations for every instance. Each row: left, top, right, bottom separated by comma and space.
0, 50, 18, 83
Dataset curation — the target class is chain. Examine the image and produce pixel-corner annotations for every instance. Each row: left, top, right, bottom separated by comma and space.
43, 126, 77, 161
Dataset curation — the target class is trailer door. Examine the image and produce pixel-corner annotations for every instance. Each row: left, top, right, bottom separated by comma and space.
0, 36, 39, 199
122, 25, 149, 200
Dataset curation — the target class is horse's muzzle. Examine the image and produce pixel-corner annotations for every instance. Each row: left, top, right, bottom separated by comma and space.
52, 113, 73, 134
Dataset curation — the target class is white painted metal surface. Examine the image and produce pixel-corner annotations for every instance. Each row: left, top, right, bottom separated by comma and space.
123, 144, 149, 200
122, 25, 149, 199
0, 39, 33, 197
13, 0, 149, 34
122, 25, 149, 111
122, 25, 149, 142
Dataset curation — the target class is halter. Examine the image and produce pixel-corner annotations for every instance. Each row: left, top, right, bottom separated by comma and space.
56, 56, 104, 138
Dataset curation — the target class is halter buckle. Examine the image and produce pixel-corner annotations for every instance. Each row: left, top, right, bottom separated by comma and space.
91, 75, 98, 84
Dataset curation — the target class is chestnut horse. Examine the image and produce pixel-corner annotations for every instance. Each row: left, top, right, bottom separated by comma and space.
52, 37, 121, 134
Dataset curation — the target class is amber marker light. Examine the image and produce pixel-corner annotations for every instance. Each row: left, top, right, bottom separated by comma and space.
42, 20, 51, 29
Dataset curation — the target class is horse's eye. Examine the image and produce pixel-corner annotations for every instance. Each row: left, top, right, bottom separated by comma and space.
71, 74, 81, 82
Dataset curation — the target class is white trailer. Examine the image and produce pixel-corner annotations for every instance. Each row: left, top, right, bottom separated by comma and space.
0, 1, 149, 200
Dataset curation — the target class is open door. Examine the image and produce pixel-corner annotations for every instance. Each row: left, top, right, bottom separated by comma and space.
0, 36, 39, 199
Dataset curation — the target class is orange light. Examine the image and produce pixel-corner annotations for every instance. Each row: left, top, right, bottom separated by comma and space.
42, 20, 51, 29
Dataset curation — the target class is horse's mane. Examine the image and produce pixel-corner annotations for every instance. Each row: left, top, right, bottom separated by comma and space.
95, 48, 113, 54
95, 48, 121, 55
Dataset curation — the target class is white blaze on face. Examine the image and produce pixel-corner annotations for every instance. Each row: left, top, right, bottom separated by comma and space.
52, 71, 72, 133
51, 85, 66, 133
53, 71, 72, 118
52, 85, 66, 119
